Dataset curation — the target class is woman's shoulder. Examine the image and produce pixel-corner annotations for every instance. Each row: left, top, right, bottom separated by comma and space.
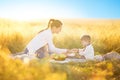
38, 29, 52, 36
38, 29, 48, 34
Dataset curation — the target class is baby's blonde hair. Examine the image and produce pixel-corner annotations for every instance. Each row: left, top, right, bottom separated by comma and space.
80, 35, 91, 42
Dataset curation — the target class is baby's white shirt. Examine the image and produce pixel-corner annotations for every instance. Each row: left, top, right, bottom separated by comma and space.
79, 44, 94, 60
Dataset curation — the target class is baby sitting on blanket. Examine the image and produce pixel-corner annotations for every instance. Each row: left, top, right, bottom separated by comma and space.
69, 35, 120, 61
70, 35, 94, 60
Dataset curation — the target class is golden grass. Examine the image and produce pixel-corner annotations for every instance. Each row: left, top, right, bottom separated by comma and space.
54, 19, 120, 54
0, 18, 120, 80
0, 19, 120, 54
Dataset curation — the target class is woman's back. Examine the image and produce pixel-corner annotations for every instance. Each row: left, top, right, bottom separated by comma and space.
26, 29, 52, 54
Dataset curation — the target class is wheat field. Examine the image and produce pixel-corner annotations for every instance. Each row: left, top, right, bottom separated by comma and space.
0, 18, 120, 80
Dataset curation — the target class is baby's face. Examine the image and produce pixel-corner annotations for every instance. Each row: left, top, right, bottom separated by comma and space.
81, 40, 89, 47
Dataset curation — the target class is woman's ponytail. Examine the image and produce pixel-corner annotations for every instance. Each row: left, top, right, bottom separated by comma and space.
38, 19, 62, 33
38, 19, 55, 33
47, 19, 55, 29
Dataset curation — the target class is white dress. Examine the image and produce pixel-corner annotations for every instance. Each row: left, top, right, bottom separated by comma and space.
26, 29, 67, 54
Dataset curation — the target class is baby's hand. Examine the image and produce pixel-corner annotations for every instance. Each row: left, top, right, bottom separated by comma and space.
71, 48, 79, 53
79, 49, 84, 52
66, 49, 72, 53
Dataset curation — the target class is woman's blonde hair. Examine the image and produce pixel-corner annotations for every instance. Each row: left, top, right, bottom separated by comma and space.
38, 19, 62, 33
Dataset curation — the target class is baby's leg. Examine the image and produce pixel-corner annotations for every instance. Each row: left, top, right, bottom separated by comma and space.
103, 52, 120, 60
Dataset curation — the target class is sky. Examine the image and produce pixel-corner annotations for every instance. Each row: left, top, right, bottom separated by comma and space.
0, 0, 120, 20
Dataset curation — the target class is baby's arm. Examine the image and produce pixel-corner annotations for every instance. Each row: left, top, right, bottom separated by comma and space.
69, 49, 78, 53
70, 48, 84, 55
69, 48, 84, 53
79, 49, 84, 55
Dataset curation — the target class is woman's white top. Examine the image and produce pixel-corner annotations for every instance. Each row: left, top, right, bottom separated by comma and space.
79, 44, 94, 60
26, 29, 67, 54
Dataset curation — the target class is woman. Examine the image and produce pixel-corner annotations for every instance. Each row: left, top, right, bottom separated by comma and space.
25, 19, 69, 58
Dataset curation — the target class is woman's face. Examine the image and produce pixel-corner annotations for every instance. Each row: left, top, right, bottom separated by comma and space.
52, 26, 62, 34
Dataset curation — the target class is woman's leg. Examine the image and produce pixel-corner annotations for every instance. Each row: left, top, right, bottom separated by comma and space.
35, 44, 49, 59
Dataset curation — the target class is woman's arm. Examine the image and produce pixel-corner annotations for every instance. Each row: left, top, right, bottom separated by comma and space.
47, 36, 67, 54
